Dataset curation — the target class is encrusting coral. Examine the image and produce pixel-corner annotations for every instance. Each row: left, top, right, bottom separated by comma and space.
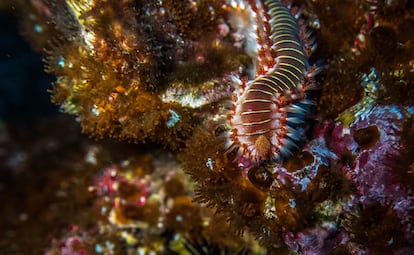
3, 0, 414, 254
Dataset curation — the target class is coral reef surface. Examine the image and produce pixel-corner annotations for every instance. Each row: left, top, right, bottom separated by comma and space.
1, 0, 414, 254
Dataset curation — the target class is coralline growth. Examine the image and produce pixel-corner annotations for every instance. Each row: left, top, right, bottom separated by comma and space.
4, 0, 414, 254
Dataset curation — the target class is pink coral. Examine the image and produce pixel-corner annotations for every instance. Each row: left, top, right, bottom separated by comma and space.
345, 106, 414, 237
283, 223, 348, 255
61, 236, 87, 255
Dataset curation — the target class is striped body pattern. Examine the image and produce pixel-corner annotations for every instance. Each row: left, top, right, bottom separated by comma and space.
225, 0, 316, 162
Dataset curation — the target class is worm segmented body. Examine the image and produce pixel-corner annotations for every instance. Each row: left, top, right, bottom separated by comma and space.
225, 0, 316, 162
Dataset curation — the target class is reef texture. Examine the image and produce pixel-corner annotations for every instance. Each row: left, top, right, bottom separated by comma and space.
2, 0, 414, 254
